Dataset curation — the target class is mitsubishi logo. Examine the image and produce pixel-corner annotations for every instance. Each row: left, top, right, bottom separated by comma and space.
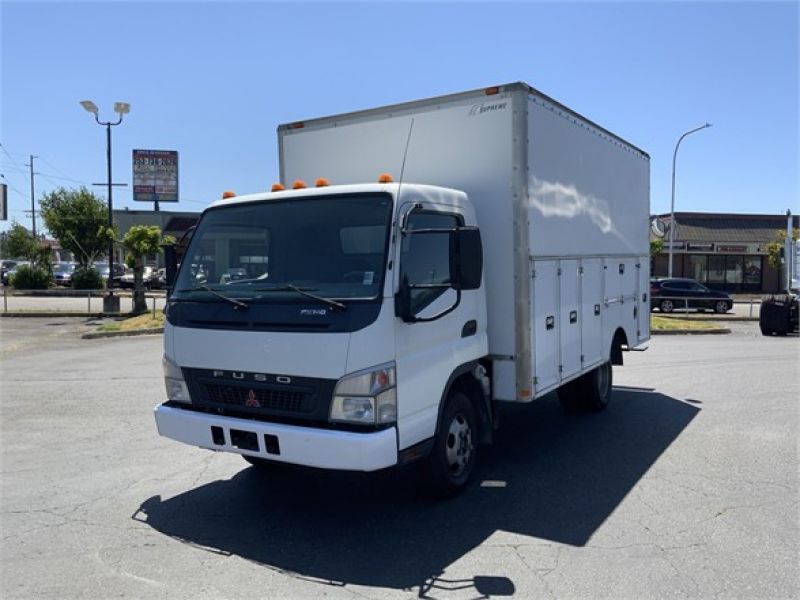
245, 390, 261, 408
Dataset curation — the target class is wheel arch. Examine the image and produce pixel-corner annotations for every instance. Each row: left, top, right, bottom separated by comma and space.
436, 361, 493, 446
611, 327, 628, 366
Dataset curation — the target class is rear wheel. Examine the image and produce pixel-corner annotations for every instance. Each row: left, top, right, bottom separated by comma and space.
582, 361, 613, 410
421, 391, 477, 498
660, 299, 674, 313
558, 361, 613, 412
714, 300, 730, 314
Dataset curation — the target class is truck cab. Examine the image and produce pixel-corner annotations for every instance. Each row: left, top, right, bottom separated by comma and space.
156, 181, 488, 495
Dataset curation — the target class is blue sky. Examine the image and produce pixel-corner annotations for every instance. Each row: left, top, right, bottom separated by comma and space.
1, 1, 797, 235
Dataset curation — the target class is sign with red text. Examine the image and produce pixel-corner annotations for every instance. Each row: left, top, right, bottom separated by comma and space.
133, 150, 178, 202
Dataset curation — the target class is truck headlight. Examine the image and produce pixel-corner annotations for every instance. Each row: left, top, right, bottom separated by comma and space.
163, 355, 191, 404
330, 363, 396, 425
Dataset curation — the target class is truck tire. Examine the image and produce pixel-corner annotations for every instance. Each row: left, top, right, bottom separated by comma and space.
558, 362, 612, 412
557, 378, 584, 412
421, 391, 477, 499
581, 361, 613, 410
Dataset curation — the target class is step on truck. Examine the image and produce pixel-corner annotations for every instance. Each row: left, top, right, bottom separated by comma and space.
155, 82, 651, 496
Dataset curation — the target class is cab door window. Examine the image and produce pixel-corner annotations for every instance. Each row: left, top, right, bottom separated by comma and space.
400, 212, 460, 315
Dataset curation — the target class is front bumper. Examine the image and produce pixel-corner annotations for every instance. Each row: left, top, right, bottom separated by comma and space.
154, 404, 398, 471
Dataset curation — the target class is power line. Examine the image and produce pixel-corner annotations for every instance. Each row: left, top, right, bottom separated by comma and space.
0, 143, 25, 172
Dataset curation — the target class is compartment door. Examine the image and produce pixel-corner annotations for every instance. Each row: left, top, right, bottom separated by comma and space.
637, 259, 650, 342
559, 259, 581, 380
581, 258, 604, 368
532, 260, 559, 394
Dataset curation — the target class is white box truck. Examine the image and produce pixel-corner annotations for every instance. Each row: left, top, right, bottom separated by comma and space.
155, 82, 650, 496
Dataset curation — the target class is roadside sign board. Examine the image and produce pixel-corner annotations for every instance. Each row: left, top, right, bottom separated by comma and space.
133, 150, 178, 202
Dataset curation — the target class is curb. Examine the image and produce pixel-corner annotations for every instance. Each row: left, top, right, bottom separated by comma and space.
82, 327, 164, 340
1, 312, 134, 318
657, 315, 758, 322
652, 328, 731, 335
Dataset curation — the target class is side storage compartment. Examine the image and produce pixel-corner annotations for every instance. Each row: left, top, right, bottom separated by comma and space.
559, 259, 581, 380
532, 260, 559, 394
580, 258, 604, 369
637, 257, 650, 343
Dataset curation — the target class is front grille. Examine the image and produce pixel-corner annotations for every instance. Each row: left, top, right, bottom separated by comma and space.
204, 383, 306, 413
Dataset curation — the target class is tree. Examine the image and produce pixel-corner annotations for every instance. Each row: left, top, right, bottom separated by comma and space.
766, 228, 798, 269
650, 239, 664, 257
122, 225, 165, 314
39, 187, 109, 267
2, 222, 37, 259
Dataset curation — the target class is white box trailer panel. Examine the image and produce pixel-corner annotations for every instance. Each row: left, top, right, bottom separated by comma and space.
278, 82, 650, 401
279, 88, 520, 371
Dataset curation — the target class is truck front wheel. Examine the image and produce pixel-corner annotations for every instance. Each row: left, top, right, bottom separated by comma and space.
421, 391, 477, 498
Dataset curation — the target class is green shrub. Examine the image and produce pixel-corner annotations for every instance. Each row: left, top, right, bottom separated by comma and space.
71, 267, 105, 290
10, 264, 52, 290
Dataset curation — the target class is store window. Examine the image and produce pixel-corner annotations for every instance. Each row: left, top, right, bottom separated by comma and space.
743, 256, 762, 291
707, 255, 725, 287
682, 253, 763, 291
689, 255, 707, 283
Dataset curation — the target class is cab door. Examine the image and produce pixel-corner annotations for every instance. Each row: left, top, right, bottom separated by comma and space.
393, 208, 482, 451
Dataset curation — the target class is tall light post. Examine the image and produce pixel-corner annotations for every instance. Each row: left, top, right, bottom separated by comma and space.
80, 100, 130, 292
668, 122, 712, 277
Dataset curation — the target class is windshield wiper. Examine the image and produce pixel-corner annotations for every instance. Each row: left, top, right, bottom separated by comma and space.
254, 284, 346, 311
176, 285, 249, 310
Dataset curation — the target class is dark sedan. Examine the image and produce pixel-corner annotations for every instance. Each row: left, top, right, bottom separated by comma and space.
650, 278, 733, 313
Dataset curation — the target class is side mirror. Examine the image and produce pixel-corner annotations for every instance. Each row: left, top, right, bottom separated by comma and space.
163, 244, 178, 289
394, 278, 415, 322
451, 227, 483, 291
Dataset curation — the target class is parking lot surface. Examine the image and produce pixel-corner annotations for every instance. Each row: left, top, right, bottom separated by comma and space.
0, 318, 797, 599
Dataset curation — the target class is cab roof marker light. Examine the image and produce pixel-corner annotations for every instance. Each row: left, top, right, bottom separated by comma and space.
221, 190, 236, 199
485, 86, 500, 96
271, 183, 285, 192
290, 122, 305, 129
292, 180, 307, 189
315, 178, 330, 187
378, 173, 394, 183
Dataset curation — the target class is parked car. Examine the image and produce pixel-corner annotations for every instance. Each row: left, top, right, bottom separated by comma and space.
1, 260, 20, 285
650, 277, 733, 313
2, 261, 30, 286
153, 268, 167, 290
119, 265, 158, 289
92, 262, 127, 286
52, 262, 76, 287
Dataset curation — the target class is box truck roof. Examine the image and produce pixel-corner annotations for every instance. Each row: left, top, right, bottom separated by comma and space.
277, 81, 648, 159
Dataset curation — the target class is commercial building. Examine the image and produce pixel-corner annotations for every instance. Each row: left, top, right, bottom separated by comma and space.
113, 208, 201, 267
652, 212, 798, 293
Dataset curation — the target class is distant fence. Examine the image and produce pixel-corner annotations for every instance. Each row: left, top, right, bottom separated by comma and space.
651, 295, 760, 317
1, 286, 166, 315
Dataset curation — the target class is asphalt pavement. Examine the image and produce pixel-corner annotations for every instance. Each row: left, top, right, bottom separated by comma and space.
0, 318, 797, 599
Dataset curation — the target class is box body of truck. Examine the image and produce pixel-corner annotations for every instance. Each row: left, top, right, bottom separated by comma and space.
279, 82, 650, 402
155, 82, 649, 495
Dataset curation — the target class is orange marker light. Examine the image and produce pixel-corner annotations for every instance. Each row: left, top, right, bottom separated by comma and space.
222, 190, 236, 199
271, 183, 285, 192
315, 177, 330, 187
485, 86, 500, 96
290, 122, 305, 129
378, 173, 394, 183
292, 180, 307, 189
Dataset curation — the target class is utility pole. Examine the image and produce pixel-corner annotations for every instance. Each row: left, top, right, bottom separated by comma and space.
27, 155, 38, 238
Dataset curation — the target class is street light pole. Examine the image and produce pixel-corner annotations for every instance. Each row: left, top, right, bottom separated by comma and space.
668, 122, 712, 278
80, 100, 130, 291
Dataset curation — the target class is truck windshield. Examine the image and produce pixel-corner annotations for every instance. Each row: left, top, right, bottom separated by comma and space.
172, 193, 393, 302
